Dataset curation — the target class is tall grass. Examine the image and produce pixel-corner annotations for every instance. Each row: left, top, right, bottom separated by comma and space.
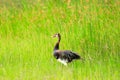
0, 0, 120, 80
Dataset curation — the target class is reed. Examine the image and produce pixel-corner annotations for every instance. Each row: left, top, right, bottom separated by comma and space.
0, 0, 119, 80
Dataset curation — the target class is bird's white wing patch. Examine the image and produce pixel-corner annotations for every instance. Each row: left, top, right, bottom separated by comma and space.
57, 58, 67, 66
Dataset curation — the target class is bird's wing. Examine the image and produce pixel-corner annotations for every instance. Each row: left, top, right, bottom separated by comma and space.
62, 50, 80, 60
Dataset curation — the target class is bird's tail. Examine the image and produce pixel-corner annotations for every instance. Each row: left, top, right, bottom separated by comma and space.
71, 52, 80, 59
72, 52, 85, 62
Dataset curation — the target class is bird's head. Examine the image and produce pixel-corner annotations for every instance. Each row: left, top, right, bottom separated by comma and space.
51, 33, 61, 38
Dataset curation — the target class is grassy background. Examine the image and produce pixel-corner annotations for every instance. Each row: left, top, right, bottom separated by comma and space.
0, 0, 120, 80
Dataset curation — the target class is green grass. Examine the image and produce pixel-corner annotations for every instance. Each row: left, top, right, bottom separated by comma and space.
0, 0, 120, 80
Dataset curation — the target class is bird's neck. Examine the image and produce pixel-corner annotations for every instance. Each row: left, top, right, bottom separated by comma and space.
54, 42, 59, 51
54, 36, 61, 51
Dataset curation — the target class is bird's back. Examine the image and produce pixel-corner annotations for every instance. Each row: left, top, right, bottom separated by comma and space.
54, 50, 80, 63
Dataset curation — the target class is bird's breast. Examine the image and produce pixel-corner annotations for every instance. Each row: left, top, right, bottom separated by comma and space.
53, 52, 59, 59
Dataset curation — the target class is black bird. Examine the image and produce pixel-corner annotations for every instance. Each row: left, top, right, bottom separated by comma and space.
51, 33, 81, 66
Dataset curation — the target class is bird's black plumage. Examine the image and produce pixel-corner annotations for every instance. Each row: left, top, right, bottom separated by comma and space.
52, 33, 81, 65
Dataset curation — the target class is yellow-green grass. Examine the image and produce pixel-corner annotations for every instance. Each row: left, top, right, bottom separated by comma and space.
0, 0, 120, 80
